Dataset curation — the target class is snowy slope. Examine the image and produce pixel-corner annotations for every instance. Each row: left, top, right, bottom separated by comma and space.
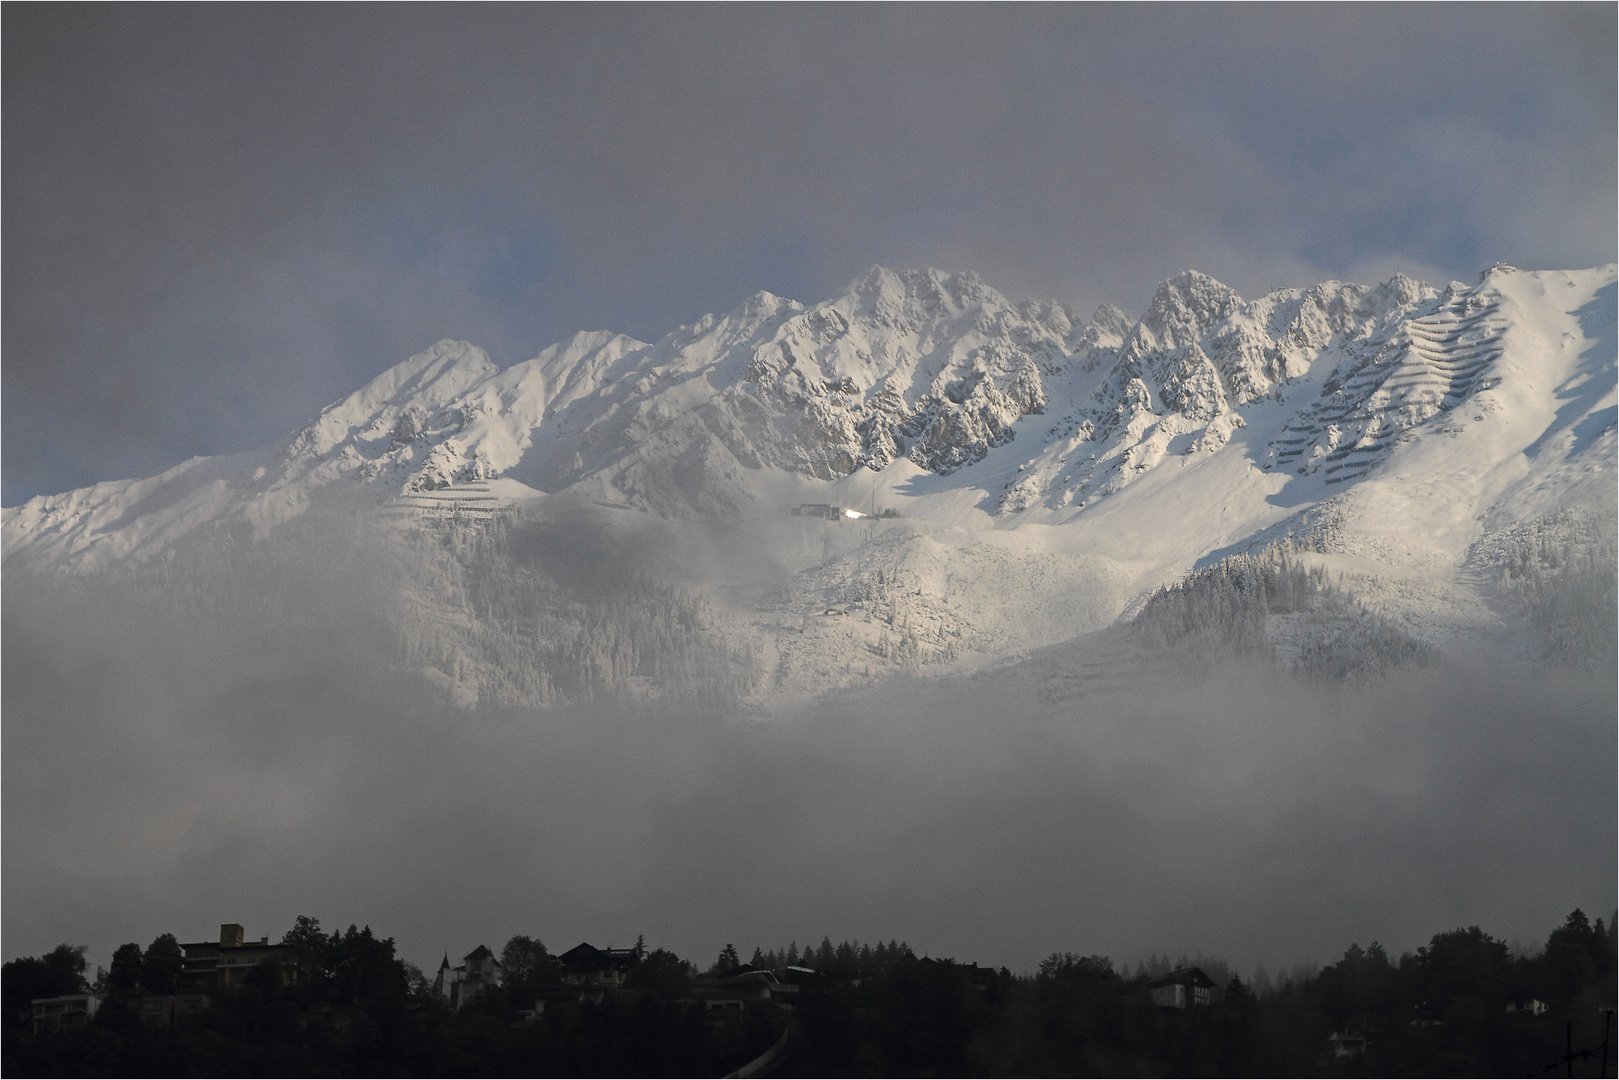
3, 269, 1094, 570
4, 263, 1612, 692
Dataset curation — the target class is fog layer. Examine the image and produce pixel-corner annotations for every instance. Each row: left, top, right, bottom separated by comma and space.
5, 524, 1611, 975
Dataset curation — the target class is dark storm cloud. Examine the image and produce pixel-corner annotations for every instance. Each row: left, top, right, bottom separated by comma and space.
5, 4, 1614, 502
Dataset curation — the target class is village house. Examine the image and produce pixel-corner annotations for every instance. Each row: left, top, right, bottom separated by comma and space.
179, 923, 286, 989
29, 993, 101, 1035
557, 943, 637, 1002
433, 945, 503, 1008
1147, 966, 1219, 1009
29, 922, 268, 1033
690, 967, 802, 1022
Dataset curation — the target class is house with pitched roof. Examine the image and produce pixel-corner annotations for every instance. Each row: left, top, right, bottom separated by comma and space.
433, 944, 503, 1008
557, 943, 637, 1002
1147, 966, 1219, 1009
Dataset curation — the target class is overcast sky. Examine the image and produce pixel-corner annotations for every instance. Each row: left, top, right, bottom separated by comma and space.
4, 4, 1615, 504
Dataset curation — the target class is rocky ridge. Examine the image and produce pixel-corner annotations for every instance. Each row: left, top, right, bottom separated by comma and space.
2, 264, 1611, 589
998, 271, 1444, 513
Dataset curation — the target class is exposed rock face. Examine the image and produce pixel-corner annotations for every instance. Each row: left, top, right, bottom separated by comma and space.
1264, 280, 1509, 485
1006, 269, 1446, 513
715, 267, 1074, 477
8, 261, 1603, 579
1074, 303, 1133, 370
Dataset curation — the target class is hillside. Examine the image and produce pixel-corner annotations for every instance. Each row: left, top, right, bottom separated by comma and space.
4, 263, 1613, 702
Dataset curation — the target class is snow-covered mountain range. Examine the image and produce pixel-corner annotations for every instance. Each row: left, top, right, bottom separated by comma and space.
5, 263, 1614, 701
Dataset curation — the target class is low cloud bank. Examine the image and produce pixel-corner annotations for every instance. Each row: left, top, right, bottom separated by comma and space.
4, 536, 1612, 978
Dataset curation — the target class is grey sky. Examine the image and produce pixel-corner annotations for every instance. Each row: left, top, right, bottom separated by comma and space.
4, 4, 1615, 504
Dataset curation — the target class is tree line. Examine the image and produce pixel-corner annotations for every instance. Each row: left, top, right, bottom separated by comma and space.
1131, 548, 1434, 679
5, 910, 1614, 1076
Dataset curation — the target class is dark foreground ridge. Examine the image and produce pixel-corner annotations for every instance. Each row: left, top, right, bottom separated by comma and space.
4, 911, 1615, 1076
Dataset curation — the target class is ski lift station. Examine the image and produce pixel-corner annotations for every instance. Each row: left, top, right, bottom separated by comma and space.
791, 503, 867, 521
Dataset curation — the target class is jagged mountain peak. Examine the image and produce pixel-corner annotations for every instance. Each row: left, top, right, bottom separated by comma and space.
1133, 270, 1245, 353
358, 338, 497, 402
996, 265, 1614, 525
827, 264, 1008, 327
655, 289, 802, 359
1086, 302, 1133, 338
4, 265, 1612, 591
1363, 272, 1436, 314
729, 288, 804, 327
291, 339, 498, 460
